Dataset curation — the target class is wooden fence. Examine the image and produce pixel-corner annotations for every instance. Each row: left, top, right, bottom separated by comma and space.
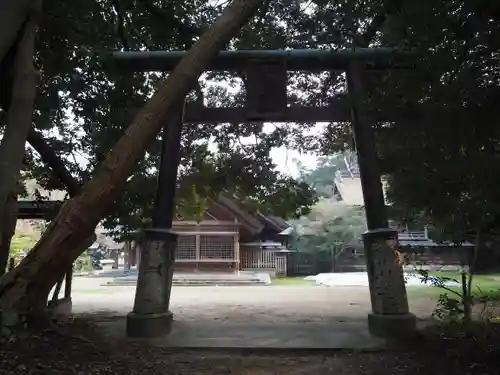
241, 248, 277, 269
285, 252, 333, 277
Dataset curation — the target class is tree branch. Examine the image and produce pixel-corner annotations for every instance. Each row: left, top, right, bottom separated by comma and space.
112, 0, 154, 51
142, 0, 201, 46
124, 13, 154, 50
0, 0, 35, 65
27, 130, 81, 196
111, 0, 130, 51
357, 0, 402, 47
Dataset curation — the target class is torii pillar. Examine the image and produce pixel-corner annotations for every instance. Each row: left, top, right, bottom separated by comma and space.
346, 59, 416, 338
126, 100, 185, 338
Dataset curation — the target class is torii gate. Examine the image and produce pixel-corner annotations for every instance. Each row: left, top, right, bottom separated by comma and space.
104, 47, 417, 339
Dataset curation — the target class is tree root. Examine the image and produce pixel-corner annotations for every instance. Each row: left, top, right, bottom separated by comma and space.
0, 301, 74, 339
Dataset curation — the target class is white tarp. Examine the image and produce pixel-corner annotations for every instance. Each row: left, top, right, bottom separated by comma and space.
304, 272, 460, 287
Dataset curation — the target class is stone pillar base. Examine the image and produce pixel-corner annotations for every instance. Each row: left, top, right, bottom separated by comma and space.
368, 312, 417, 339
126, 311, 173, 338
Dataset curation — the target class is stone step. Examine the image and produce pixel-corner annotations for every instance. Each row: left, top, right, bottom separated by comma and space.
173, 280, 267, 286
103, 280, 267, 286
103, 278, 267, 287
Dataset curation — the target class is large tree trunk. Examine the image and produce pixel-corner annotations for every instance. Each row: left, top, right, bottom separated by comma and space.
0, 2, 40, 286
0, 0, 40, 112
0, 1, 37, 62
0, 191, 18, 276
26, 129, 83, 306
0, 0, 265, 325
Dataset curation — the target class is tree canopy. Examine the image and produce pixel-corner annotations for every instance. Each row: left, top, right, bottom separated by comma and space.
2, 0, 499, 244
372, 0, 500, 241
289, 198, 366, 253
5, 0, 324, 239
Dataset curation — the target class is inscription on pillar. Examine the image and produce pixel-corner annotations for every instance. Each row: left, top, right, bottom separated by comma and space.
369, 238, 409, 315
133, 240, 169, 315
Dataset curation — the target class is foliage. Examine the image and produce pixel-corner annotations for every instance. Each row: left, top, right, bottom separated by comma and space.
411, 268, 500, 324
235, 0, 500, 247
9, 233, 38, 257
297, 153, 348, 198
6, 0, 499, 245
176, 184, 208, 221
370, 0, 500, 242
1, 0, 324, 240
73, 254, 93, 272
288, 198, 366, 263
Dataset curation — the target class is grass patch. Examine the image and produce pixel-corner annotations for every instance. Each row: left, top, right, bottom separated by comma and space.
407, 271, 500, 299
271, 276, 315, 286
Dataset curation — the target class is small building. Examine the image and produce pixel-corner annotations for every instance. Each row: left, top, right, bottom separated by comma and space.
133, 195, 290, 273
240, 213, 289, 271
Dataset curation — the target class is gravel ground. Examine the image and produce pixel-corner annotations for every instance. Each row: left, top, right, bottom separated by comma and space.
4, 279, 497, 374
71, 282, 436, 324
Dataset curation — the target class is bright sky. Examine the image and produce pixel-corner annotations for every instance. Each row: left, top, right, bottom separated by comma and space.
271, 147, 318, 177
205, 119, 324, 178
56, 125, 321, 179
202, 78, 326, 178
247, 122, 324, 177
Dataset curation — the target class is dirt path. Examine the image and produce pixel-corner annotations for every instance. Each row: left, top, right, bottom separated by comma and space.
4, 282, 495, 374
72, 285, 437, 324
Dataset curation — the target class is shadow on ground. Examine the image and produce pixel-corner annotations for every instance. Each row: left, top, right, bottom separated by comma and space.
2, 315, 500, 375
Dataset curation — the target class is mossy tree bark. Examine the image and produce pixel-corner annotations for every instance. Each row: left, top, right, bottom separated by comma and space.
0, 0, 266, 325
0, 1, 41, 281
0, 0, 41, 111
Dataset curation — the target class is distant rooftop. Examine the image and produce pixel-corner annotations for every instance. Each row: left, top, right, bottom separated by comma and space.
333, 157, 389, 206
